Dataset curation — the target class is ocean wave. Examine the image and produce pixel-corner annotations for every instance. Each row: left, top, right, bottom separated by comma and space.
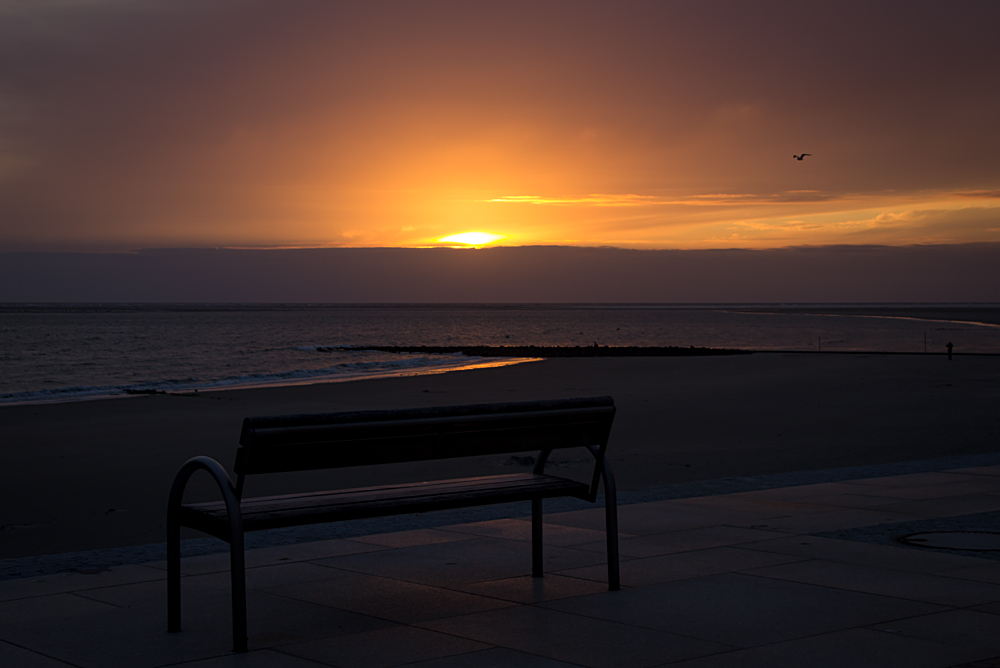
0, 355, 534, 406
296, 345, 466, 355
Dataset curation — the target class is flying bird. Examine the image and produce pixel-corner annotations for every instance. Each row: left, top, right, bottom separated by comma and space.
793, 154, 812, 160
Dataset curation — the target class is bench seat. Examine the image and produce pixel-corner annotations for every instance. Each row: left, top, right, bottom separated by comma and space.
180, 473, 590, 538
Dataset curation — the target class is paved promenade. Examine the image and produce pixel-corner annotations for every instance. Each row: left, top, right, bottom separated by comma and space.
5, 464, 1000, 667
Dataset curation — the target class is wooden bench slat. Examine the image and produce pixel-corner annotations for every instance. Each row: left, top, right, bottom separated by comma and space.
232, 473, 561, 509
179, 473, 590, 538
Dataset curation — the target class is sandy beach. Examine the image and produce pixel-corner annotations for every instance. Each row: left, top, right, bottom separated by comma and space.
2, 353, 998, 560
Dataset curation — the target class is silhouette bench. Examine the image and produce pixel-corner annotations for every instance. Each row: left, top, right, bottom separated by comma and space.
167, 396, 620, 652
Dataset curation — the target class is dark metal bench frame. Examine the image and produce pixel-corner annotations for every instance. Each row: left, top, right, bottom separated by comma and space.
167, 396, 619, 652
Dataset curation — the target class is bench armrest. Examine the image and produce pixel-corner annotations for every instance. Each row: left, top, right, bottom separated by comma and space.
533, 445, 615, 504
586, 444, 616, 505
167, 456, 248, 650
168, 456, 244, 542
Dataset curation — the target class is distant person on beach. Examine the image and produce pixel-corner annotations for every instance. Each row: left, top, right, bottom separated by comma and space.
947, 342, 953, 360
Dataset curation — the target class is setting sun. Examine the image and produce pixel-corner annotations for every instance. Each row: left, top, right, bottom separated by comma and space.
437, 232, 506, 246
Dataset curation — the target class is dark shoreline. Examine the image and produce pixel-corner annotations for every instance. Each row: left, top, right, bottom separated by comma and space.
344, 345, 1000, 357
345, 345, 752, 357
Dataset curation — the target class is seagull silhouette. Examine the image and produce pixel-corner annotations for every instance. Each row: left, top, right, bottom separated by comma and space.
793, 154, 811, 160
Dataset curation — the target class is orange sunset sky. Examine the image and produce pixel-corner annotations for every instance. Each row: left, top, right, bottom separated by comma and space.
1, 1, 999, 252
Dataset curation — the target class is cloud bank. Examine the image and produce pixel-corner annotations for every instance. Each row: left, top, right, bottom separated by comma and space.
2, 244, 997, 303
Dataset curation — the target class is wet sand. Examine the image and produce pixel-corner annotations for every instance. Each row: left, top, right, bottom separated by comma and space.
1, 353, 998, 559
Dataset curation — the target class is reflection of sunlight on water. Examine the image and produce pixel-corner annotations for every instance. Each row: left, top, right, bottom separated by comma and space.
179, 356, 541, 394
0, 355, 542, 405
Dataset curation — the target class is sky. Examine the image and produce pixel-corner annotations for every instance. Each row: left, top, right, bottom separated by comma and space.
1, 0, 999, 253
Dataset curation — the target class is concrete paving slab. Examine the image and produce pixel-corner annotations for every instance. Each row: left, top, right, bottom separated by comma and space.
970, 602, 1000, 619
147, 539, 385, 576
730, 507, 917, 533
574, 525, 786, 558
0, 564, 165, 602
666, 627, 990, 668
402, 646, 584, 667
673, 495, 833, 514
870, 609, 1000, 655
312, 537, 607, 588
545, 501, 784, 535
0, 603, 239, 668
281, 625, 491, 668
740, 534, 997, 573
262, 568, 515, 623
438, 518, 623, 546
452, 573, 610, 603
0, 639, 77, 667
557, 545, 805, 587
541, 572, 943, 648
941, 563, 1000, 584
236, 539, 391, 566
418, 605, 732, 668
879, 495, 1000, 519
78, 562, 351, 609
786, 493, 911, 509
165, 648, 334, 667
642, 502, 796, 530
0, 592, 119, 627
0, 588, 391, 666
746, 559, 1000, 607
66, 567, 398, 656
533, 507, 606, 531
345, 529, 476, 549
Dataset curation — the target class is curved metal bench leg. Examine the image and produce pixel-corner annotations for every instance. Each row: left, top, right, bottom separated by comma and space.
532, 498, 543, 577
167, 456, 247, 650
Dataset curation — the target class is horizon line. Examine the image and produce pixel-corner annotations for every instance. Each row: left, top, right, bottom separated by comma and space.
5, 240, 1000, 255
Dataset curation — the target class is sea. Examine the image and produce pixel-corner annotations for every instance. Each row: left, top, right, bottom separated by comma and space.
2, 303, 999, 405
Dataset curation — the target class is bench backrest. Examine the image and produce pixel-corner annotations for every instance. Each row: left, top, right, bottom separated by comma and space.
234, 396, 615, 476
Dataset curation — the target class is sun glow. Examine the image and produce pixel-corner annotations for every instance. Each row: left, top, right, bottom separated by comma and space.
436, 232, 505, 246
